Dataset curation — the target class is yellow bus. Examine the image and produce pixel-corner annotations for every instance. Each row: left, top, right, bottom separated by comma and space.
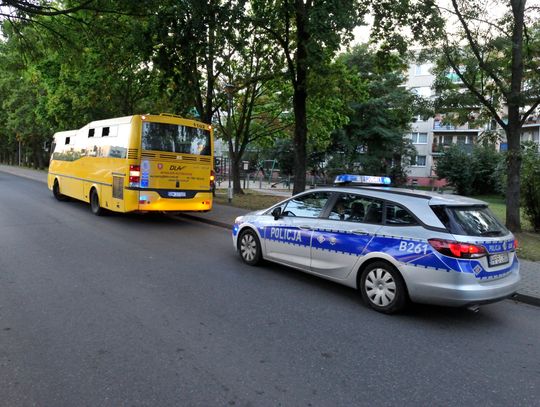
48, 114, 214, 215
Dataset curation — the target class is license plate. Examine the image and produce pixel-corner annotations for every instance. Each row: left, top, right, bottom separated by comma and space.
488, 252, 509, 267
168, 191, 186, 198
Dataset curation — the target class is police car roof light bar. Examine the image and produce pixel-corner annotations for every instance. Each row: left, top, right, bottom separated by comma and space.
334, 174, 392, 186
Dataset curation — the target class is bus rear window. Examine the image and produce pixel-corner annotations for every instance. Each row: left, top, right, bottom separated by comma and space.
142, 122, 211, 155
431, 205, 508, 237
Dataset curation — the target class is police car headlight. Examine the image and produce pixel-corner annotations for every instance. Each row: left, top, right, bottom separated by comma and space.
235, 216, 244, 224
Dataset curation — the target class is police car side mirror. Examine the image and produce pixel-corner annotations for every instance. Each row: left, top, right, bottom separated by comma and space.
271, 207, 282, 220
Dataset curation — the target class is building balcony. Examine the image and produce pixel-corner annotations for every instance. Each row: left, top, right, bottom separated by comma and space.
432, 143, 473, 154
433, 121, 456, 130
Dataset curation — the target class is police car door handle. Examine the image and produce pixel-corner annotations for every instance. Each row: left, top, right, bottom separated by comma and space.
352, 229, 368, 235
299, 225, 313, 230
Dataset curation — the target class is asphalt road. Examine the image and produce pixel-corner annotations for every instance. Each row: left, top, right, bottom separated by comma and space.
0, 172, 539, 407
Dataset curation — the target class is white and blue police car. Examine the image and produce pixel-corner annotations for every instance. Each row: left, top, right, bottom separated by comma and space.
232, 175, 520, 314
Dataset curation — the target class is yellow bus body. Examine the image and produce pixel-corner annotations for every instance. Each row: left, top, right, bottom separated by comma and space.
48, 114, 213, 214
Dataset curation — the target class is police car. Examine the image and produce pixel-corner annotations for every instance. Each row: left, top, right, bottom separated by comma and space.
232, 175, 520, 314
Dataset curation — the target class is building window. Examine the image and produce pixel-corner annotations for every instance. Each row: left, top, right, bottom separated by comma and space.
414, 63, 431, 76
412, 155, 427, 167
410, 132, 428, 144
457, 135, 472, 144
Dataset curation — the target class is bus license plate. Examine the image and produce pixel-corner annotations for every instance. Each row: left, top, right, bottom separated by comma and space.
168, 191, 186, 198
488, 252, 509, 267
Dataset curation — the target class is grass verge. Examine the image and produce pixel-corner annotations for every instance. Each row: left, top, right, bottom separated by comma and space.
473, 195, 539, 261
213, 190, 286, 210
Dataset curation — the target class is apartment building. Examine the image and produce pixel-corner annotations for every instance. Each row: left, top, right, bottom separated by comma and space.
405, 61, 484, 187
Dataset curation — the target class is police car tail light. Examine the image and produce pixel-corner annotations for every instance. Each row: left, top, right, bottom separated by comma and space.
129, 164, 141, 187
514, 239, 519, 250
428, 239, 487, 259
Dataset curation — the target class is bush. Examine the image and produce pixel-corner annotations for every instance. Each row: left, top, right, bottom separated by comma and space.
521, 144, 540, 232
435, 145, 501, 195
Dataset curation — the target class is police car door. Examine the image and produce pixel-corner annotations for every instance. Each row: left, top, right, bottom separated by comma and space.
263, 191, 332, 270
311, 193, 384, 280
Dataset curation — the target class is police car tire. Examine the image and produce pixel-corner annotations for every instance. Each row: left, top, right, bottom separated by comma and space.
360, 261, 407, 314
238, 229, 262, 266
90, 189, 104, 216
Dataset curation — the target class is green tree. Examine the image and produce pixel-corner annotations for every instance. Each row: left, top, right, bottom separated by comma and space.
520, 142, 540, 232
252, 0, 366, 194
327, 45, 419, 185
0, 1, 165, 164
147, 0, 246, 123
372, 0, 540, 232
435, 144, 502, 196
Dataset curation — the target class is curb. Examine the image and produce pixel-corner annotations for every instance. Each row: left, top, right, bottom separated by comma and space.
174, 213, 231, 230
512, 293, 540, 307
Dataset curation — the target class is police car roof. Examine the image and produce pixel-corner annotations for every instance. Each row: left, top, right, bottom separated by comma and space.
319, 185, 487, 206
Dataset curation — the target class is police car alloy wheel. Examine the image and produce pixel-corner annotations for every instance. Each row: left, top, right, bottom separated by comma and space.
239, 229, 262, 265
360, 262, 407, 314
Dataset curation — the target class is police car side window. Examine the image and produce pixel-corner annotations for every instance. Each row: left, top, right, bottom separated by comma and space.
282, 192, 331, 218
385, 203, 417, 226
327, 194, 383, 224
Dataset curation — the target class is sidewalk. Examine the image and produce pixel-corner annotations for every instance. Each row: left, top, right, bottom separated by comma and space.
1, 164, 539, 307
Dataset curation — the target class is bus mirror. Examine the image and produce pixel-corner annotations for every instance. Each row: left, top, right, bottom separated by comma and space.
272, 207, 282, 220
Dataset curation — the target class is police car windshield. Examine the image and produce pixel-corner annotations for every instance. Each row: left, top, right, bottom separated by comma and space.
432, 205, 508, 237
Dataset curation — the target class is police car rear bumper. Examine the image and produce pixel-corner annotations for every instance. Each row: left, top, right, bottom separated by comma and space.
402, 263, 520, 307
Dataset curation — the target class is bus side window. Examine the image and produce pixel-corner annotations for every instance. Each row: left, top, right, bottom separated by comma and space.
65, 137, 70, 145
102, 127, 110, 137
89, 129, 95, 138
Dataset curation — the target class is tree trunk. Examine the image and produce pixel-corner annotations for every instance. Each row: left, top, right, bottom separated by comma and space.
504, 0, 526, 232
505, 126, 522, 232
231, 154, 244, 195
292, 0, 309, 195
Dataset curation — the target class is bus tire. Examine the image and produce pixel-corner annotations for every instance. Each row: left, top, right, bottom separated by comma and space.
53, 179, 66, 201
359, 261, 407, 314
90, 188, 104, 216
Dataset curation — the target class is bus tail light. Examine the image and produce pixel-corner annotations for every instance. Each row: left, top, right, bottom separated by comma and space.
428, 239, 487, 259
129, 164, 141, 187
210, 169, 215, 191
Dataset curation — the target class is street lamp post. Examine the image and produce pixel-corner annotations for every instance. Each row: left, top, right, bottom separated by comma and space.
225, 83, 235, 203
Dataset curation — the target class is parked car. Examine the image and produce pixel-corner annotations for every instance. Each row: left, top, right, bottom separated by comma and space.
232, 175, 520, 314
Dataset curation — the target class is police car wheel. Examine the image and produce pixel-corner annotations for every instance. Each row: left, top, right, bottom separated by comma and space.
360, 262, 407, 314
238, 229, 262, 266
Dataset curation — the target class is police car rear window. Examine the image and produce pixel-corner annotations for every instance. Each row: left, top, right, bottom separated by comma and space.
431, 205, 508, 237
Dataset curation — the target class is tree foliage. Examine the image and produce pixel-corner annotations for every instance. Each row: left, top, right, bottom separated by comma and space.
520, 142, 540, 232
251, 0, 367, 194
0, 1, 165, 167
327, 45, 419, 185
434, 144, 502, 196
371, 0, 540, 231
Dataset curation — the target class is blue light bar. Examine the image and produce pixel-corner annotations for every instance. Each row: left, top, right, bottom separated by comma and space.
334, 174, 391, 185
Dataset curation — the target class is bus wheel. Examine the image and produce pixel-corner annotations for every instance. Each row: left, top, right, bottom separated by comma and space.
53, 179, 66, 201
90, 189, 103, 216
